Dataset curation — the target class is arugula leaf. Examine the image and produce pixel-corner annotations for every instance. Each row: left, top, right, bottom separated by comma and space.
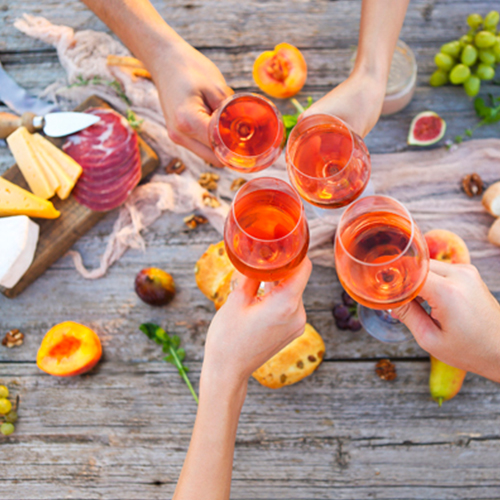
282, 97, 313, 138
140, 323, 198, 404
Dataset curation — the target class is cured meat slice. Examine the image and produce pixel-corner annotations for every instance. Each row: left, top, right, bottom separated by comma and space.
63, 107, 142, 212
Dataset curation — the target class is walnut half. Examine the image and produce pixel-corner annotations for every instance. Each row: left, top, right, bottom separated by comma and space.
462, 173, 483, 197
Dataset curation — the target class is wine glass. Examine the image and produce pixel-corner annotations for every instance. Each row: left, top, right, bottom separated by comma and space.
334, 195, 430, 343
209, 93, 285, 173
286, 114, 371, 210
224, 177, 309, 282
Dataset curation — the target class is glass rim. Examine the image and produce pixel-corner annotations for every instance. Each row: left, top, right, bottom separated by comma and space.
286, 113, 355, 181
335, 195, 416, 268
213, 92, 284, 161
231, 176, 306, 243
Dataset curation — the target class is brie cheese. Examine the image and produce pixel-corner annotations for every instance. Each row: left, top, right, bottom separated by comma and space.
0, 216, 40, 289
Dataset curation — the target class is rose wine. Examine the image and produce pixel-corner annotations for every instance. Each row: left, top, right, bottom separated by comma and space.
224, 178, 309, 282
335, 210, 429, 309
210, 93, 284, 173
286, 114, 370, 209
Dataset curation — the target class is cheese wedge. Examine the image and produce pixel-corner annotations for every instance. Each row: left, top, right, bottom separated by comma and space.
31, 139, 60, 194
0, 177, 60, 219
31, 133, 82, 184
0, 216, 39, 288
6, 127, 55, 199
34, 140, 74, 200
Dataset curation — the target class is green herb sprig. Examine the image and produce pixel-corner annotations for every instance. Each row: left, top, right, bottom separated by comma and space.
139, 323, 198, 404
68, 75, 132, 105
454, 93, 500, 144
126, 109, 144, 132
282, 97, 313, 138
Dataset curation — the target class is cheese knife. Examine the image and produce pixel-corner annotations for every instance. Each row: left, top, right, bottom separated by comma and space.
0, 110, 101, 139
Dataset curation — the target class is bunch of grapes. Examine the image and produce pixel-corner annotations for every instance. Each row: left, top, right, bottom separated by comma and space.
332, 291, 362, 331
430, 11, 500, 96
0, 385, 18, 436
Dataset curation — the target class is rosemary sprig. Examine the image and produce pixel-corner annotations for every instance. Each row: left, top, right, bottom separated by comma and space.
126, 109, 144, 132
139, 323, 198, 404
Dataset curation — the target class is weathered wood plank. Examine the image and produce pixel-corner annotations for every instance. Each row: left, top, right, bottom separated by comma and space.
0, 361, 499, 500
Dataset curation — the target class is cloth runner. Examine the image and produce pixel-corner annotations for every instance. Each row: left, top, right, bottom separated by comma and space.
13, 15, 500, 290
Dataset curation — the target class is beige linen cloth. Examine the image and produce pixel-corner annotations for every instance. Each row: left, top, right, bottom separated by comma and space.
14, 15, 500, 290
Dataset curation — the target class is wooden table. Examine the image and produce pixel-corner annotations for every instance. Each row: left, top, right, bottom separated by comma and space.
1, 1, 500, 499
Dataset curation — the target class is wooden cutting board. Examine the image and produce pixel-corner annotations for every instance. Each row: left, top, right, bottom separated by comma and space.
1, 95, 159, 298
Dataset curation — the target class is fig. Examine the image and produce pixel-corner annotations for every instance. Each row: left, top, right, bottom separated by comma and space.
135, 267, 176, 306
407, 111, 446, 146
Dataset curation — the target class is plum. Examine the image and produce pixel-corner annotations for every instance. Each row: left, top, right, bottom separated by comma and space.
135, 268, 176, 306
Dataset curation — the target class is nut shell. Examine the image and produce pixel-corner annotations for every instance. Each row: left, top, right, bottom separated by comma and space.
252, 323, 325, 389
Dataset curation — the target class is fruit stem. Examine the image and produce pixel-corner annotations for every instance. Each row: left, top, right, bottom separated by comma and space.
290, 98, 305, 115
169, 346, 199, 404
437, 397, 443, 407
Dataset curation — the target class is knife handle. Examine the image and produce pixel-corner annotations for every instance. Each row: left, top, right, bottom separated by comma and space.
0, 112, 39, 139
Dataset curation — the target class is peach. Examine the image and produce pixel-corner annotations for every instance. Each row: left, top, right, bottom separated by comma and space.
424, 229, 471, 264
37, 321, 102, 377
253, 43, 307, 99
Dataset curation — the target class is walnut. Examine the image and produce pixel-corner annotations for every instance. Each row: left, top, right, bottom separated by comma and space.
230, 178, 247, 191
202, 192, 221, 208
165, 158, 186, 175
462, 173, 483, 197
2, 329, 24, 348
198, 172, 220, 191
375, 359, 397, 381
183, 214, 208, 229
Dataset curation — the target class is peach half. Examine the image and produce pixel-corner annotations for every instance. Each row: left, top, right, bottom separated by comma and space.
424, 229, 471, 264
37, 321, 102, 377
253, 43, 307, 99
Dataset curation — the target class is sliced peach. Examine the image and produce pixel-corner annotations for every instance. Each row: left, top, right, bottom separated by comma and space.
253, 43, 307, 99
37, 321, 102, 377
424, 229, 470, 264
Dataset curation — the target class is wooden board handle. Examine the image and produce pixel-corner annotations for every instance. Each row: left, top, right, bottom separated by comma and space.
0, 111, 38, 139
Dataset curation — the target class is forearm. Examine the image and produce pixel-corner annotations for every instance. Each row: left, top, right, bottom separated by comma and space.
80, 0, 183, 76
353, 0, 410, 82
173, 370, 247, 500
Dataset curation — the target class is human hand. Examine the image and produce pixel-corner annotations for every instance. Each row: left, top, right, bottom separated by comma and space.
201, 258, 312, 389
152, 38, 233, 165
392, 260, 500, 383
302, 70, 385, 138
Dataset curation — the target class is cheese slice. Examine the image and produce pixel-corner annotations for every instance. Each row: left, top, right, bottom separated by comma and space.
0, 177, 60, 219
30, 139, 60, 194
0, 215, 39, 288
6, 127, 55, 199
31, 133, 82, 184
33, 139, 74, 200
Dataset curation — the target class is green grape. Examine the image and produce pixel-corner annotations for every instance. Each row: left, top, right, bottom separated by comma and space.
484, 11, 500, 31
460, 34, 473, 47
461, 44, 478, 66
435, 52, 455, 71
4, 411, 18, 424
464, 75, 481, 97
0, 422, 15, 436
0, 398, 12, 415
0, 386, 8, 399
476, 63, 495, 80
430, 69, 449, 87
493, 38, 500, 61
449, 64, 471, 84
479, 49, 496, 65
441, 41, 461, 58
475, 31, 497, 48
467, 13, 483, 30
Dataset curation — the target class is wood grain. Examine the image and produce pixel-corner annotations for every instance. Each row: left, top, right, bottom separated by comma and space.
0, 95, 159, 298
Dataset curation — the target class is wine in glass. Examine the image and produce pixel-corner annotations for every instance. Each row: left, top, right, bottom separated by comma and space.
334, 195, 429, 342
209, 93, 285, 173
224, 177, 309, 282
286, 114, 371, 209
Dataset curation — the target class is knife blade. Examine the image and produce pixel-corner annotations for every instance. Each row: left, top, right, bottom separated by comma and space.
0, 60, 59, 116
0, 111, 100, 139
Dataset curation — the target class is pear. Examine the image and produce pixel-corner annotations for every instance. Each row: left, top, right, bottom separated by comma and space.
429, 356, 467, 406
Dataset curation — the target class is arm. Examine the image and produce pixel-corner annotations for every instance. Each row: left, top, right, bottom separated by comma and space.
173, 259, 312, 500
393, 260, 500, 383
304, 0, 411, 137
81, 0, 232, 165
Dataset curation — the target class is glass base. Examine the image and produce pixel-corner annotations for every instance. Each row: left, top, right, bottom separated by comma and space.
311, 179, 375, 218
358, 304, 413, 343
